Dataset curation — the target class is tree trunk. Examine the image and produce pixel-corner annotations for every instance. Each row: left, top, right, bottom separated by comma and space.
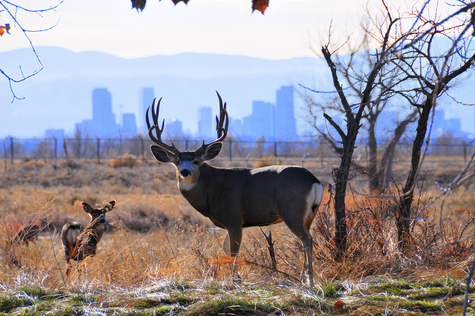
334, 127, 358, 261
398, 102, 431, 249
378, 109, 418, 191
367, 119, 380, 192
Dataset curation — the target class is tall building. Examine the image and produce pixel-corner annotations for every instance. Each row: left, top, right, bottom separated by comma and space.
167, 118, 183, 137
122, 113, 137, 136
141, 87, 155, 135
275, 86, 297, 140
198, 107, 213, 139
252, 101, 274, 139
76, 88, 117, 136
93, 88, 117, 136
238, 86, 297, 141
241, 101, 274, 140
229, 118, 242, 137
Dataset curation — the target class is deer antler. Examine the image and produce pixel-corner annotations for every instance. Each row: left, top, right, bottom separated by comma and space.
202, 91, 229, 148
146, 97, 181, 156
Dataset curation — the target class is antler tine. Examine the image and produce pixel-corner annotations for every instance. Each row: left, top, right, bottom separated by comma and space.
146, 97, 181, 156
215, 91, 229, 141
202, 91, 229, 147
215, 91, 229, 140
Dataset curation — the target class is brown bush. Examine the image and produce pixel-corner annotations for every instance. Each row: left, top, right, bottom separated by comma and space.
254, 156, 282, 168
22, 159, 46, 171
109, 153, 142, 168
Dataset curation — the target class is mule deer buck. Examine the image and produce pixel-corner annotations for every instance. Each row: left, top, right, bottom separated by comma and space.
146, 92, 324, 285
61, 200, 115, 276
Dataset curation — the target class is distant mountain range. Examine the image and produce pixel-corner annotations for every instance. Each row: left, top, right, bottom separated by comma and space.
0, 47, 327, 138
1, 46, 473, 138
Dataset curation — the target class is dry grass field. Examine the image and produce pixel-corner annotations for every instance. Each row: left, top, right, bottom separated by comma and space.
0, 156, 475, 315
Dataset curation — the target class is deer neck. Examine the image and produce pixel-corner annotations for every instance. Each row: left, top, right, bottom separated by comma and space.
93, 223, 105, 240
83, 222, 104, 243
178, 163, 218, 217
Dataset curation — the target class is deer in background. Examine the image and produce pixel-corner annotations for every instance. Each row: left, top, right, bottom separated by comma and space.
8, 222, 44, 268
61, 200, 115, 276
13, 224, 42, 246
146, 92, 324, 286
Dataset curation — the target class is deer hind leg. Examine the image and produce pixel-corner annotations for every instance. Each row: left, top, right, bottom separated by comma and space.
300, 228, 314, 286
65, 257, 72, 277
301, 182, 324, 286
281, 184, 323, 286
284, 221, 314, 286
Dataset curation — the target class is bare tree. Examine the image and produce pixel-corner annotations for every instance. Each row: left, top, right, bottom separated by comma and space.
304, 9, 405, 259
300, 22, 418, 193
389, 3, 475, 249
0, 0, 61, 102
302, 0, 475, 257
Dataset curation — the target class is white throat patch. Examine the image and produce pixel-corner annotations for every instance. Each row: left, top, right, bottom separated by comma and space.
178, 181, 197, 191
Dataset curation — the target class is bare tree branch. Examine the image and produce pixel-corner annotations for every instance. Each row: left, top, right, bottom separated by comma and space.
0, 0, 62, 102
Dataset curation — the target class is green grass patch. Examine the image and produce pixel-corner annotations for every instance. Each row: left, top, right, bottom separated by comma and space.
0, 296, 30, 312
321, 283, 345, 298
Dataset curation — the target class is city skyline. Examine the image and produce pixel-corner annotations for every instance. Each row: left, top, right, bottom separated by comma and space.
44, 85, 467, 143
60, 85, 300, 141
41, 85, 466, 142
2, 47, 473, 139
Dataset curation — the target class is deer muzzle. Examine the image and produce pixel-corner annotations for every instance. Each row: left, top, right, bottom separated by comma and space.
180, 169, 191, 177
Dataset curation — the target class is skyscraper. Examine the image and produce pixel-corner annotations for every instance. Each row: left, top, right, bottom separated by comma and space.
167, 118, 183, 137
198, 107, 213, 139
141, 87, 155, 135
229, 118, 242, 137
76, 88, 117, 136
93, 88, 117, 136
251, 101, 274, 140
275, 86, 297, 140
122, 113, 137, 136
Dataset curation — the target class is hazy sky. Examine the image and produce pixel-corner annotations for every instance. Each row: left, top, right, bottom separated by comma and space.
1, 0, 473, 138
0, 0, 411, 59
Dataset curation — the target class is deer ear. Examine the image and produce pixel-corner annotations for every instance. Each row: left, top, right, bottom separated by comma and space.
150, 145, 177, 163
82, 202, 94, 214
202, 143, 222, 161
104, 200, 115, 212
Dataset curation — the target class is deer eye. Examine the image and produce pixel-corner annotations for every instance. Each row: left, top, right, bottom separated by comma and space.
193, 161, 199, 165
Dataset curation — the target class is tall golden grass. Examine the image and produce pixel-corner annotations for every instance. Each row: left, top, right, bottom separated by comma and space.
0, 157, 474, 293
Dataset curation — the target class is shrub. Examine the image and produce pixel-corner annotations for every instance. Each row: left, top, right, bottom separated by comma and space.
254, 156, 282, 168
109, 153, 142, 168
23, 159, 45, 171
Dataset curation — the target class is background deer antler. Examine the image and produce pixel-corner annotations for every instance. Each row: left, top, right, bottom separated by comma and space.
200, 91, 229, 150
146, 97, 182, 156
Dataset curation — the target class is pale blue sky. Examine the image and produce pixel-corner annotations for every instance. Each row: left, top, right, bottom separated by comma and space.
0, 0, 413, 59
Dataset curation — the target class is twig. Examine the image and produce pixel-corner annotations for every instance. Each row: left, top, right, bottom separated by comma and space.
260, 228, 277, 271
50, 230, 66, 286
463, 254, 475, 315
155, 222, 177, 261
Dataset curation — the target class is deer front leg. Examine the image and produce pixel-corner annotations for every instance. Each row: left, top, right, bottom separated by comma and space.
223, 227, 242, 280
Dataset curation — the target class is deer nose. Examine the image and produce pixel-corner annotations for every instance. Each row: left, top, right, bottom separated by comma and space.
180, 169, 191, 177
99, 216, 105, 223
